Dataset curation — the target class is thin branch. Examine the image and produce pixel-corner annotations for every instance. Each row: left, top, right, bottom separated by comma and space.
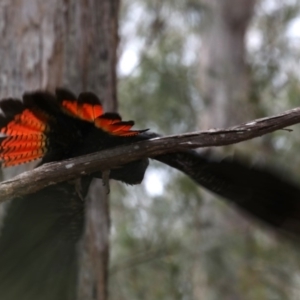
1, 106, 300, 202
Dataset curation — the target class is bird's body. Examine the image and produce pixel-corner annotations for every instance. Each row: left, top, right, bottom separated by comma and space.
0, 88, 300, 299
0, 89, 149, 183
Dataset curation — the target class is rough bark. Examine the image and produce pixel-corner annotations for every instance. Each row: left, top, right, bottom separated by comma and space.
60, 2, 120, 299
0, 1, 119, 299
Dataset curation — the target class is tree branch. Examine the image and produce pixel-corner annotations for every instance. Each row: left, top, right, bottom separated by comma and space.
1, 106, 300, 202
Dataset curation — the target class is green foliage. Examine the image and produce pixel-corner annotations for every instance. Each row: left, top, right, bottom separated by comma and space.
119, 38, 199, 134
111, 1, 300, 299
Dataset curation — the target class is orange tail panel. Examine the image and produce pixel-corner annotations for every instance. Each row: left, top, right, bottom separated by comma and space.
0, 88, 147, 167
57, 89, 146, 137
0, 107, 49, 167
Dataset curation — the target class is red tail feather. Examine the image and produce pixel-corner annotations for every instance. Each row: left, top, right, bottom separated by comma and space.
0, 105, 49, 167
0, 88, 147, 167
58, 90, 144, 136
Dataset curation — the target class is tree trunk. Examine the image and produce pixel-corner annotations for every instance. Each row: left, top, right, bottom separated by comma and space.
200, 0, 256, 128
0, 1, 119, 299
195, 1, 257, 299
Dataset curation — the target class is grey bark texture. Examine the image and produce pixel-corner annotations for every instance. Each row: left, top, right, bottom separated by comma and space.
0, 1, 119, 299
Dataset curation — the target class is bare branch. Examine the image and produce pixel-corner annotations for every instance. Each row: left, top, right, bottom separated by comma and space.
1, 106, 300, 202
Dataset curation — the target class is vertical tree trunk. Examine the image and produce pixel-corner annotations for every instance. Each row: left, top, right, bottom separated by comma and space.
195, 1, 257, 299
200, 0, 256, 128
0, 1, 119, 299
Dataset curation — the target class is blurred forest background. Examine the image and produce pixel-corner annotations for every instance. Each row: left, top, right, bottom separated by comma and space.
111, 0, 300, 299
1, 0, 300, 299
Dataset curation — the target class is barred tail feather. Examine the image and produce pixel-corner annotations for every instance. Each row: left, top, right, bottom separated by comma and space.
56, 88, 147, 137
0, 101, 49, 167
